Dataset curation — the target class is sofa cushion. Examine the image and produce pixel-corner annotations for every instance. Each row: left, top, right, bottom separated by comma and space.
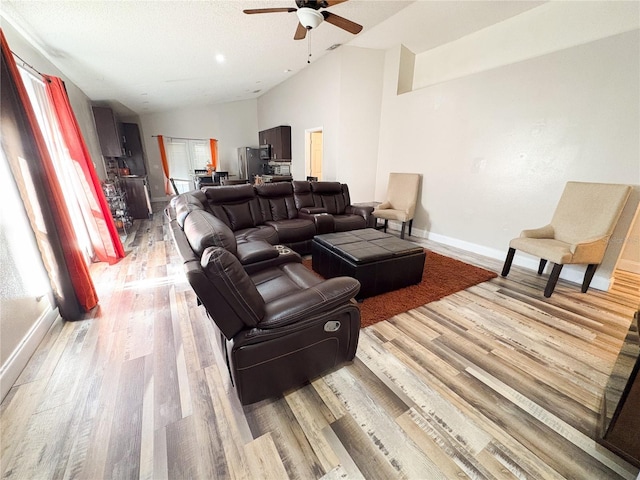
183, 209, 237, 256
204, 184, 263, 229
310, 182, 347, 215
292, 180, 315, 210
255, 182, 298, 221
223, 202, 256, 231
263, 197, 291, 221
249, 262, 321, 303
334, 214, 366, 232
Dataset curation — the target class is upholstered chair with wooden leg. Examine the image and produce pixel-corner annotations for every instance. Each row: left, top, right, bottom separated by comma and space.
502, 181, 631, 297
373, 173, 421, 239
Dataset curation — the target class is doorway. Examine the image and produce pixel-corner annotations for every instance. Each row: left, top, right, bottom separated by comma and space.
305, 128, 323, 180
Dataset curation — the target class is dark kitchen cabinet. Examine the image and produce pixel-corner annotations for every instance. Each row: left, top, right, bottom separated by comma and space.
120, 122, 147, 176
258, 130, 269, 149
120, 176, 152, 219
92, 106, 123, 157
259, 125, 291, 161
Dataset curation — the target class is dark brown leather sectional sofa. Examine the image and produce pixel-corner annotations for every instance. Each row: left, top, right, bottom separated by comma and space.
167, 180, 371, 404
172, 180, 375, 255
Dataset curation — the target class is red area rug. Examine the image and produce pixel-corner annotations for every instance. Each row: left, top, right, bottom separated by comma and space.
303, 250, 497, 328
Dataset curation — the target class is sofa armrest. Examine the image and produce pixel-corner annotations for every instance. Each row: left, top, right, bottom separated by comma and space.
258, 277, 360, 329
242, 248, 302, 275
236, 240, 279, 265
299, 211, 334, 234
346, 205, 376, 228
300, 207, 328, 215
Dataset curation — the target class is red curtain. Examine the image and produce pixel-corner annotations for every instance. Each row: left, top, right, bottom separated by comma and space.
1, 29, 98, 317
209, 138, 218, 171
43, 75, 125, 264
157, 135, 172, 195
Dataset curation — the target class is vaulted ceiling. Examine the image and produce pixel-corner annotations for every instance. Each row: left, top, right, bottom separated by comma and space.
2, 1, 544, 116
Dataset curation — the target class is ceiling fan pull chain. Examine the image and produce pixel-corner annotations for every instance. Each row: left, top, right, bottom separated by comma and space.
308, 32, 312, 64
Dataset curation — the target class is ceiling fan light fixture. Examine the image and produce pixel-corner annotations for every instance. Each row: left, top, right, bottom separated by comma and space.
296, 7, 323, 30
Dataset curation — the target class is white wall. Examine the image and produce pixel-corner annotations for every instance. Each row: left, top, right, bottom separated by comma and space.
138, 99, 258, 201
337, 47, 385, 202
257, 2, 640, 289
258, 51, 342, 186
257, 46, 385, 203
376, 12, 639, 288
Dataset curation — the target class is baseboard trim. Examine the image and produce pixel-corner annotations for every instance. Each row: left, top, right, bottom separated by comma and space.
0, 306, 60, 402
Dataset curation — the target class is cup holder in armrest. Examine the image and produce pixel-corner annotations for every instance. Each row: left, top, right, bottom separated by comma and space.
275, 245, 292, 255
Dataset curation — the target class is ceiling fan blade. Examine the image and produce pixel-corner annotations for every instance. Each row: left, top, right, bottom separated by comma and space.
323, 0, 349, 6
294, 22, 308, 40
321, 11, 362, 34
243, 8, 297, 14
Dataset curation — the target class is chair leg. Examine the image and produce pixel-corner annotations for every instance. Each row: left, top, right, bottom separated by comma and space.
544, 263, 563, 297
408, 219, 413, 236
538, 259, 547, 275
501, 248, 516, 277
400, 221, 407, 239
582, 264, 598, 293
383, 220, 388, 233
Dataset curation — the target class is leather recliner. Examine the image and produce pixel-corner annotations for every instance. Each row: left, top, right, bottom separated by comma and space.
168, 205, 362, 405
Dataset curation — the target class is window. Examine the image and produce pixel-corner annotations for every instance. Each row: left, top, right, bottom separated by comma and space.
166, 137, 210, 193
18, 66, 94, 263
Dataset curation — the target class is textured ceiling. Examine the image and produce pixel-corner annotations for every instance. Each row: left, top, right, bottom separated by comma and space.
2, 0, 544, 116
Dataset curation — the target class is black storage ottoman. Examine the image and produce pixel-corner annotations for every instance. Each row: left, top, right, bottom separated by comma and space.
312, 229, 425, 300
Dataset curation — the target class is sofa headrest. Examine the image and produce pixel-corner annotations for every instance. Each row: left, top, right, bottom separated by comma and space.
292, 180, 311, 193
183, 210, 237, 257
255, 181, 293, 197
173, 191, 207, 228
205, 184, 255, 203
310, 181, 342, 194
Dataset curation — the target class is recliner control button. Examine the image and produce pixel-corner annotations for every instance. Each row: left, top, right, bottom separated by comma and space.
324, 321, 341, 332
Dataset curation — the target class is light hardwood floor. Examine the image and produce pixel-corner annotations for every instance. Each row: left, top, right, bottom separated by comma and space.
2, 206, 639, 480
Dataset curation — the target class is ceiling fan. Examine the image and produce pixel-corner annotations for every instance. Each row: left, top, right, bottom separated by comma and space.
243, 0, 363, 40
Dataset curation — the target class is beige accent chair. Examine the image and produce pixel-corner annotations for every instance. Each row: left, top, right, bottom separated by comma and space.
502, 181, 631, 297
373, 173, 421, 239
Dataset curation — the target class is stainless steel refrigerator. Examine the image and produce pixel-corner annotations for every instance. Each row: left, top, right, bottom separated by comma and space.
237, 147, 266, 181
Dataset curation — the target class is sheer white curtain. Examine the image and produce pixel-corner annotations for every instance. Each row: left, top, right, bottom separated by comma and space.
18, 67, 94, 264
166, 138, 211, 193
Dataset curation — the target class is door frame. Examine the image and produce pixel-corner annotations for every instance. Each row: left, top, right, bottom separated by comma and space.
304, 127, 323, 180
